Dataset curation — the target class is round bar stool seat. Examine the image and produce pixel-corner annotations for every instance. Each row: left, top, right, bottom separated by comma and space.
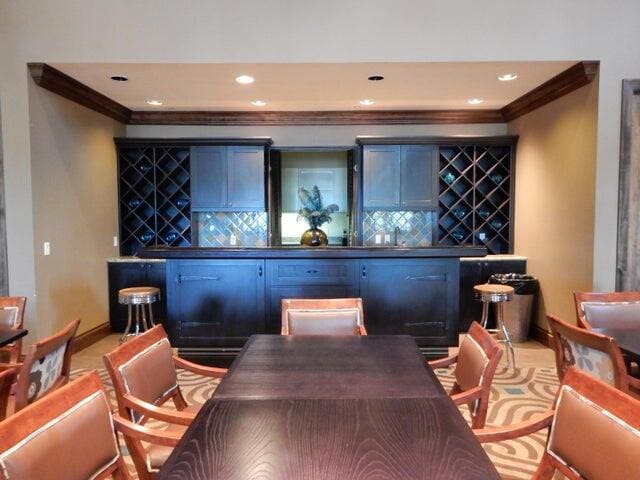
473, 284, 514, 303
473, 283, 516, 369
118, 287, 161, 342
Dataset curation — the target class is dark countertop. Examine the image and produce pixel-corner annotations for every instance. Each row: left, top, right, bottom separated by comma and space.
138, 245, 487, 259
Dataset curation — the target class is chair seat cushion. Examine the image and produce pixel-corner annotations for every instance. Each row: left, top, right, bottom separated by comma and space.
146, 404, 200, 471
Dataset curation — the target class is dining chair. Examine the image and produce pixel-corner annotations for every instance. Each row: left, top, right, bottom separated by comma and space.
103, 324, 226, 480
0, 319, 79, 415
281, 298, 367, 335
573, 291, 640, 329
547, 314, 640, 394
0, 370, 181, 480
0, 296, 26, 363
428, 321, 503, 429
0, 366, 17, 421
475, 367, 640, 480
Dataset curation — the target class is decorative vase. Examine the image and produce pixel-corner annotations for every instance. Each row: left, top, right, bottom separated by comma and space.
300, 227, 328, 247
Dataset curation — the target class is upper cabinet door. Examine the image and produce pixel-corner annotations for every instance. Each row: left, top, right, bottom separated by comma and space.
400, 145, 438, 209
227, 147, 265, 210
191, 146, 228, 210
362, 145, 401, 209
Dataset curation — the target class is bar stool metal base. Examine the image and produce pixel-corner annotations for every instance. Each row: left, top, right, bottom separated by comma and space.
474, 284, 516, 370
118, 286, 160, 343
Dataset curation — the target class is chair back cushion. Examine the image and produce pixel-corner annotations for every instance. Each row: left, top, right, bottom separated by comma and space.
286, 308, 360, 335
548, 383, 640, 480
0, 307, 18, 329
118, 338, 178, 409
455, 335, 489, 391
582, 301, 640, 328
27, 343, 68, 403
0, 387, 119, 480
560, 337, 616, 385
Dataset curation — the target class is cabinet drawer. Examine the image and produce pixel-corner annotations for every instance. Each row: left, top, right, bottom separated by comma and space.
266, 260, 357, 286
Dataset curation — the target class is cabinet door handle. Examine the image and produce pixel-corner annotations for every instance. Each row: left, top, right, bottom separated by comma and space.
175, 275, 220, 284
404, 275, 445, 281
306, 269, 319, 275
362, 266, 367, 278
258, 266, 263, 277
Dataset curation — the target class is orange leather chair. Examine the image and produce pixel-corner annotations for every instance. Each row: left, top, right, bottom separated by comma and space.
0, 370, 179, 480
475, 367, 640, 480
281, 298, 367, 335
103, 325, 226, 479
428, 321, 503, 429
547, 314, 640, 394
0, 296, 27, 363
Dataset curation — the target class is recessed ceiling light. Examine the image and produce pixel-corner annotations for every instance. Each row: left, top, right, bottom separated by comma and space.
467, 98, 484, 105
251, 100, 267, 106
368, 75, 384, 81
110, 75, 128, 82
146, 100, 163, 106
498, 73, 518, 82
235, 75, 254, 84
359, 99, 375, 106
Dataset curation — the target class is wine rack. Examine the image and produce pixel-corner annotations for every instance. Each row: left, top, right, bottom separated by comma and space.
117, 144, 191, 255
438, 143, 514, 254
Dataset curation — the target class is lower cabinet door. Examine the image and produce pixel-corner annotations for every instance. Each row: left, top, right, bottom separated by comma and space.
359, 259, 459, 347
166, 260, 265, 347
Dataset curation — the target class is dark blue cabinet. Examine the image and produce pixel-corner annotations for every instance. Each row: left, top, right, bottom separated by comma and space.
191, 146, 265, 211
362, 145, 401, 208
166, 260, 265, 348
359, 258, 458, 351
362, 145, 437, 210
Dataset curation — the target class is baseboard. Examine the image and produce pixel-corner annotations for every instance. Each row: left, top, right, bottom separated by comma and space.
532, 325, 554, 349
72, 322, 112, 353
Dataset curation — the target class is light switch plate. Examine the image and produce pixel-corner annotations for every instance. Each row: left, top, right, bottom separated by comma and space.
43, 242, 50, 256
230, 234, 237, 246
113, 236, 118, 247
375, 234, 382, 244
384, 234, 391, 244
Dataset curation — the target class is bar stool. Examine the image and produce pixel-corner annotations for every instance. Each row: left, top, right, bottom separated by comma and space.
473, 283, 516, 369
118, 286, 160, 342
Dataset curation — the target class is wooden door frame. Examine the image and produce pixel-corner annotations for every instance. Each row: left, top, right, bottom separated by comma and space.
0, 102, 8, 295
617, 79, 640, 290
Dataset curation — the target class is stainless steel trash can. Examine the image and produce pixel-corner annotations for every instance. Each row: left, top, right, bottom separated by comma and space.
489, 274, 539, 343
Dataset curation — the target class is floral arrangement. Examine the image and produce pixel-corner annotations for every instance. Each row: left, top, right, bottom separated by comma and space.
296, 186, 339, 229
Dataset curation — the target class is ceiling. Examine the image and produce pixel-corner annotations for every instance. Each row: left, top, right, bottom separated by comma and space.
52, 61, 576, 112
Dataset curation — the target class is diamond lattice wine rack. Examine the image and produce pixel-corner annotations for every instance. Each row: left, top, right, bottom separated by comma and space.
438, 143, 514, 254
117, 144, 191, 255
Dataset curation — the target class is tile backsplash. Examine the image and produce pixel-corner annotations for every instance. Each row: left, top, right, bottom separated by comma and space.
195, 212, 268, 247
362, 211, 436, 247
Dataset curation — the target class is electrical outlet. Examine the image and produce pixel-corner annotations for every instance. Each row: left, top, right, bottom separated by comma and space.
113, 236, 118, 247
230, 234, 237, 246
43, 242, 50, 256
375, 234, 382, 244
384, 234, 391, 244
478, 233, 487, 241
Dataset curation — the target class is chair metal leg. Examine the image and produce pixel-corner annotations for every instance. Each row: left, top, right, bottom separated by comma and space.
497, 303, 516, 370
148, 303, 156, 327
120, 304, 133, 343
141, 304, 149, 331
480, 301, 490, 329
134, 305, 141, 336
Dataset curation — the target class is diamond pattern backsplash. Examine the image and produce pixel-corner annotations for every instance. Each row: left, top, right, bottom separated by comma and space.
362, 211, 436, 247
195, 212, 268, 247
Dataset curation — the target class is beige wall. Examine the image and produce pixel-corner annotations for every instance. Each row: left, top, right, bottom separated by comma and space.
28, 79, 123, 338
2, 0, 640, 341
510, 81, 598, 330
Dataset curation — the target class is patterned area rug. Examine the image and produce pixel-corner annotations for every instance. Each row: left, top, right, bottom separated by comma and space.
71, 365, 559, 480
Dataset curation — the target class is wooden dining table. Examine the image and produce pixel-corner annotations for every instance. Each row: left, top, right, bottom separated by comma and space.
0, 328, 27, 348
157, 335, 500, 480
